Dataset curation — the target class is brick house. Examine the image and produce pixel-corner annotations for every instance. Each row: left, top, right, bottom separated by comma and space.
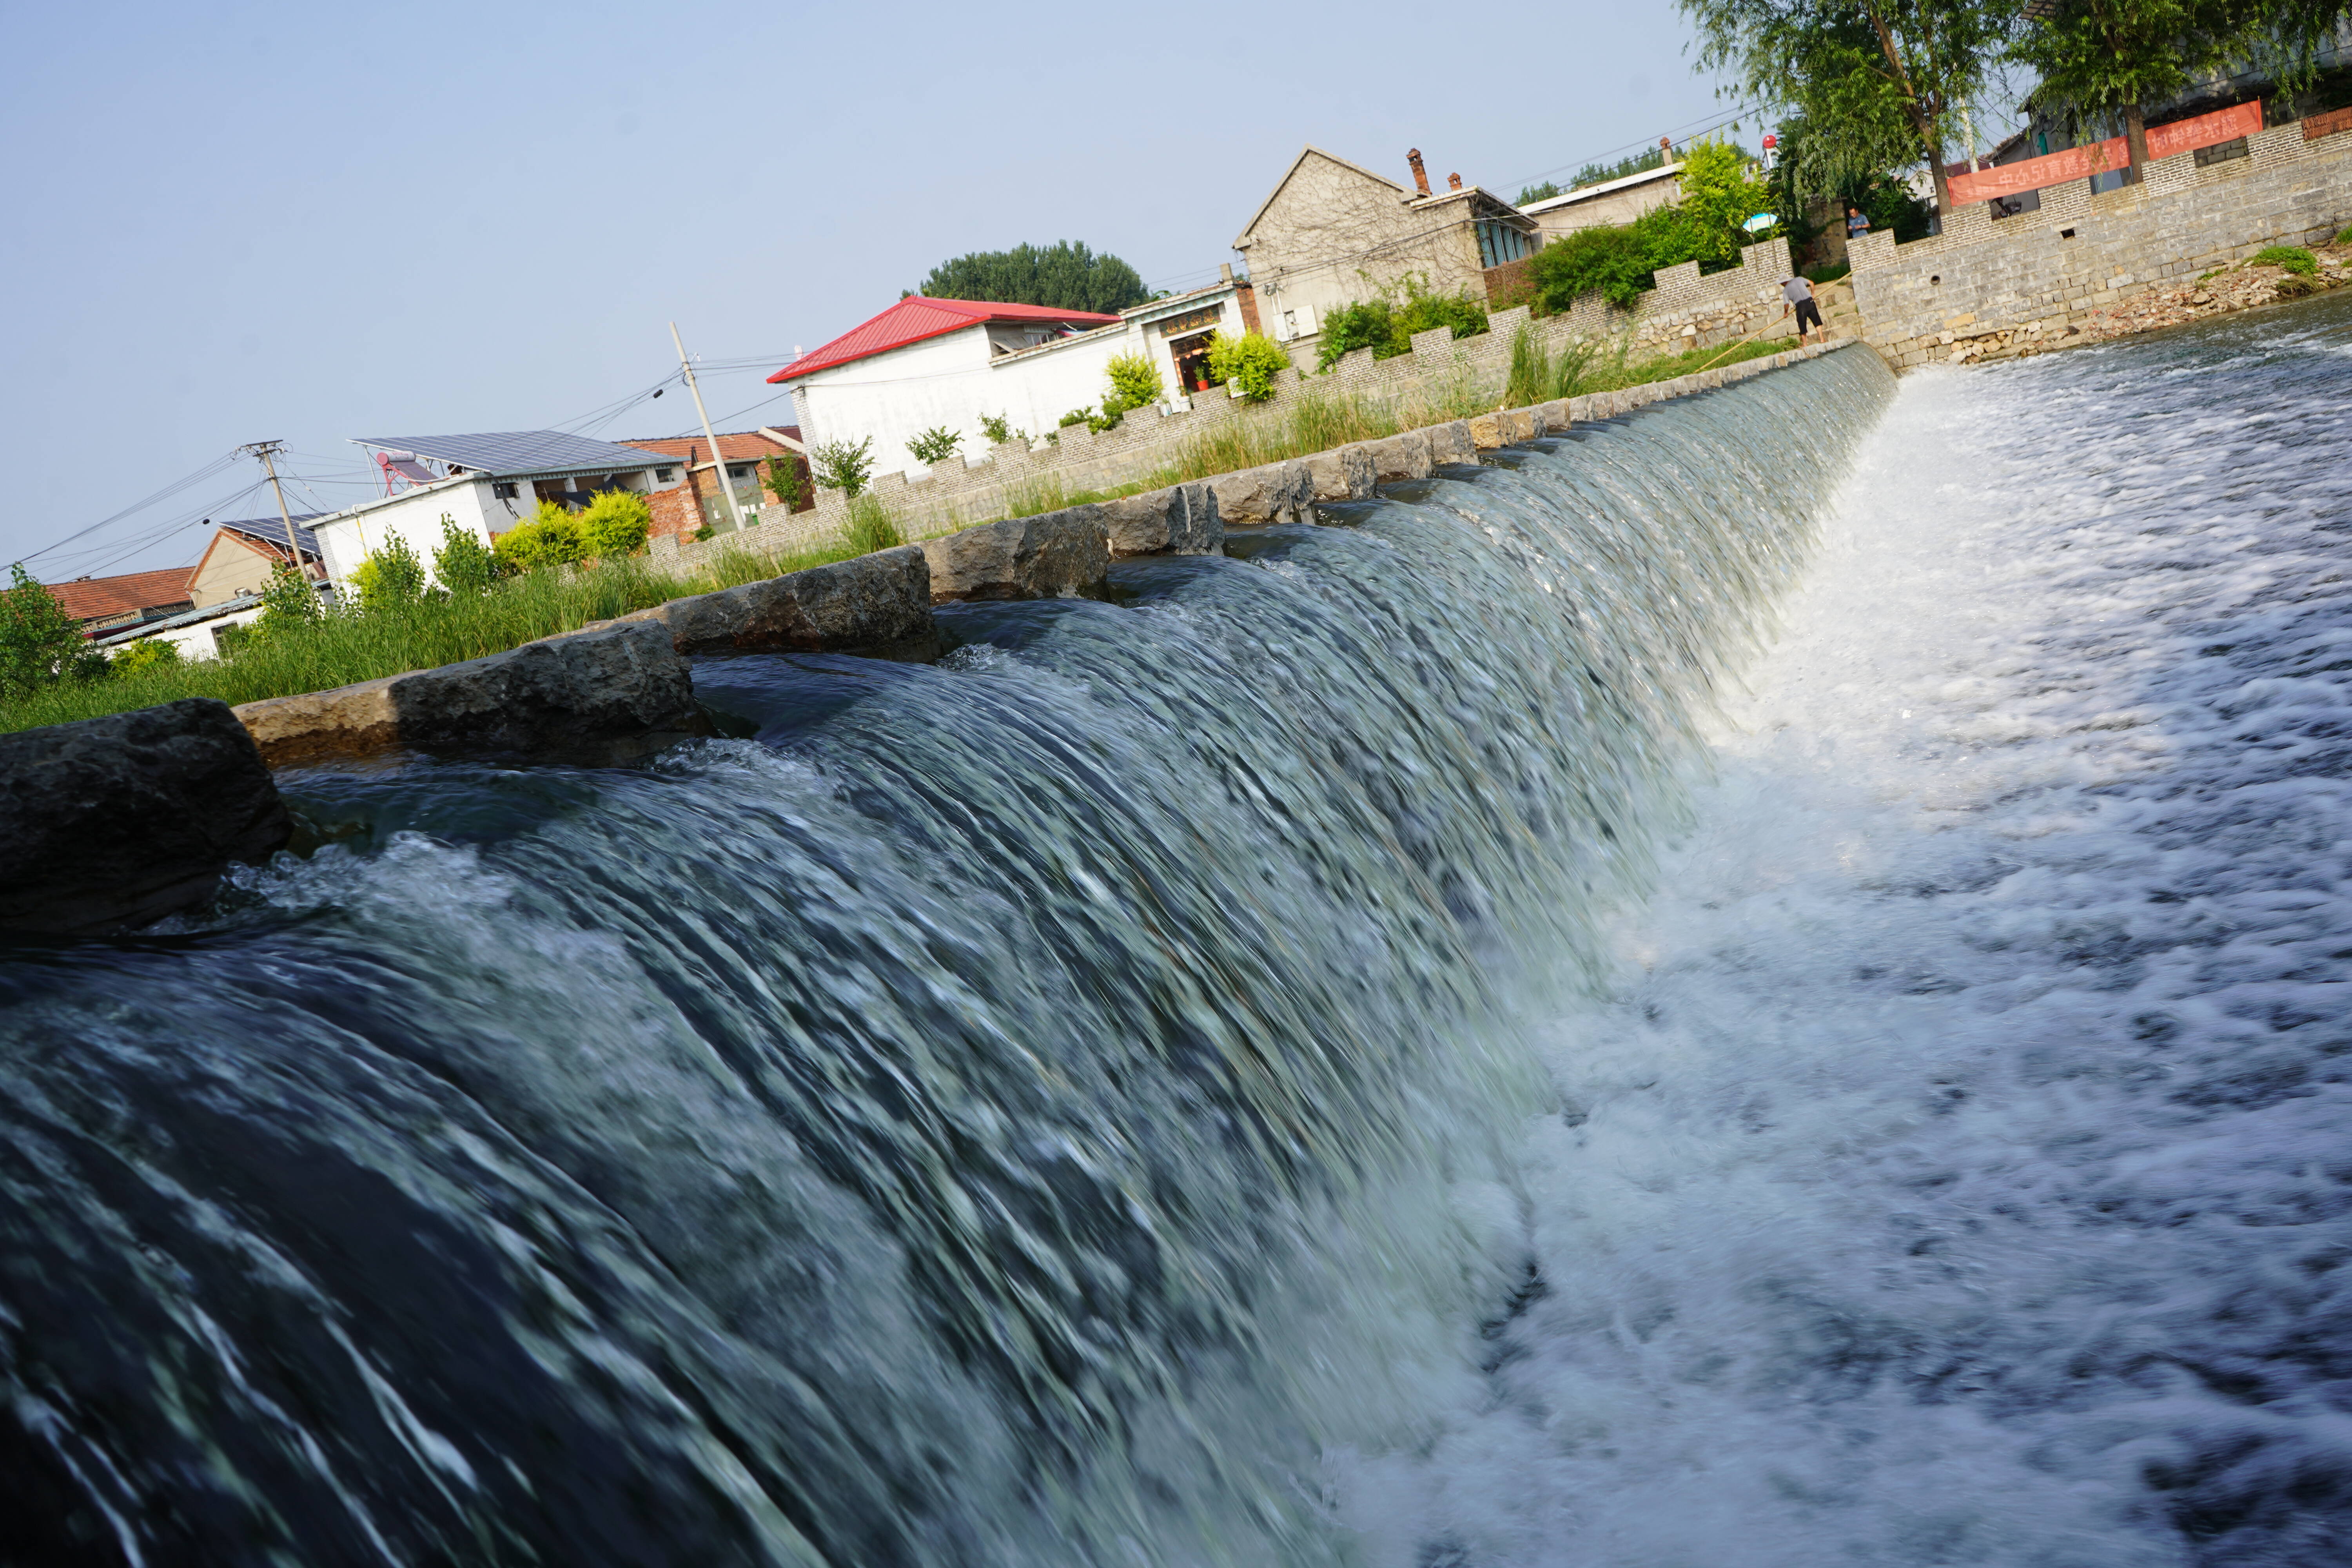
1232, 146, 1539, 351
617, 428, 810, 541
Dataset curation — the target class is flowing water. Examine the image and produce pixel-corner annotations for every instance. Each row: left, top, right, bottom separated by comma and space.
2, 303, 2347, 1568
1340, 292, 2352, 1568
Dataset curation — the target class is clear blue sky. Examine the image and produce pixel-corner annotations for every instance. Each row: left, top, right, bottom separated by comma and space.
0, 0, 1737, 579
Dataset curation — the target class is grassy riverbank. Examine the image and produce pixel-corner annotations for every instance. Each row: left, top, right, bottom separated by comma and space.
1006, 332, 1808, 511
0, 538, 862, 735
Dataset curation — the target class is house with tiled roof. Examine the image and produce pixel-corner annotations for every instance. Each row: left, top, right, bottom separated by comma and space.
617, 427, 810, 541
47, 567, 196, 638
765, 283, 1260, 478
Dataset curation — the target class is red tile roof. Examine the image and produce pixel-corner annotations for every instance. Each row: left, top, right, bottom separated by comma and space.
47, 567, 196, 627
766, 298, 1121, 383
618, 429, 800, 465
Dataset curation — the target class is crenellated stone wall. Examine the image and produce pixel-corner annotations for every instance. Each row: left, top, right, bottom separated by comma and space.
1852, 116, 2352, 368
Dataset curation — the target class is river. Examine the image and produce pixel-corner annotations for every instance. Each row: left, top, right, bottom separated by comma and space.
4, 301, 2348, 1566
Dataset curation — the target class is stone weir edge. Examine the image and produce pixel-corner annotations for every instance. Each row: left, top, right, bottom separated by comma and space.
2, 340, 1855, 936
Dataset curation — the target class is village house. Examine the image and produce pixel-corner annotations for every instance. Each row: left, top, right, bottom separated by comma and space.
1230, 146, 1539, 350
1518, 161, 1686, 241
768, 279, 1259, 478
618, 428, 809, 541
306, 430, 679, 586
46, 567, 196, 639
187, 515, 325, 607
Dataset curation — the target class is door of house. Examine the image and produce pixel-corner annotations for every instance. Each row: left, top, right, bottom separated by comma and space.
1169, 331, 1218, 393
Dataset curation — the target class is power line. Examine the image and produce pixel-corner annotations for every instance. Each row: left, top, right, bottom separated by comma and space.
20, 450, 246, 566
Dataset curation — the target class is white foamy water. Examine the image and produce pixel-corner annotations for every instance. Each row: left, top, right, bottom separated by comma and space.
1343, 299, 2352, 1568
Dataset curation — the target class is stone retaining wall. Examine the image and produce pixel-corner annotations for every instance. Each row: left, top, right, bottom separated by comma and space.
1853, 115, 2352, 368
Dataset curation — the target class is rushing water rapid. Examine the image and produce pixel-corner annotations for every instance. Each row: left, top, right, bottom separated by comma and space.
1340, 292, 2352, 1568
11, 301, 2349, 1567
0, 348, 1885, 1567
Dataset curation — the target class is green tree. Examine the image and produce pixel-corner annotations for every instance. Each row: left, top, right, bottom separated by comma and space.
2008, 1, 2340, 184
915, 241, 1149, 313
1682, 0, 2016, 218
578, 490, 653, 558
109, 637, 180, 673
1105, 352, 1165, 410
432, 515, 501, 595
350, 534, 428, 612
907, 426, 964, 465
762, 454, 804, 508
810, 436, 877, 497
492, 502, 588, 574
253, 559, 325, 640
0, 563, 105, 697
1206, 330, 1291, 401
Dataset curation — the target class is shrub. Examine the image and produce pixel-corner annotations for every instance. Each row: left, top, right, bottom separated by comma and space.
1315, 279, 1489, 370
110, 637, 180, 673
252, 559, 326, 640
810, 436, 876, 497
493, 502, 588, 574
763, 454, 804, 508
432, 515, 501, 595
979, 412, 1014, 445
1207, 330, 1289, 401
1105, 352, 1164, 410
907, 426, 963, 465
843, 494, 902, 554
2253, 245, 2318, 275
350, 533, 428, 611
0, 563, 105, 697
579, 490, 653, 559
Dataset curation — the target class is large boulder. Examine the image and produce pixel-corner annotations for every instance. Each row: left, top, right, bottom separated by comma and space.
0, 698, 291, 935
1101, 482, 1221, 558
1426, 421, 1477, 466
648, 544, 934, 655
921, 508, 1109, 603
1209, 460, 1313, 525
1367, 429, 1432, 483
236, 619, 703, 768
1305, 444, 1377, 502
1468, 412, 1506, 450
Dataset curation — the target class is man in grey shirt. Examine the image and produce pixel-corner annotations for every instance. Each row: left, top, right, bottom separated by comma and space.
1781, 274, 1824, 344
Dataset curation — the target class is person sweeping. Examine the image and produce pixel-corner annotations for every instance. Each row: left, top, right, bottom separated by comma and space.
1780, 274, 1824, 345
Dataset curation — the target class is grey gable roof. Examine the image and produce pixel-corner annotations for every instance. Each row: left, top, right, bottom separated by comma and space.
354, 430, 670, 479
216, 514, 325, 560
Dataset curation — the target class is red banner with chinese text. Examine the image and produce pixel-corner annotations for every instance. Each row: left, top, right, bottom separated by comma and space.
1947, 101, 2262, 204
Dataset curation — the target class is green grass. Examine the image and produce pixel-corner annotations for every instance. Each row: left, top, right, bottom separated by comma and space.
2253, 245, 2318, 276
1, 535, 869, 735
2337, 225, 2352, 247
1804, 261, 1852, 285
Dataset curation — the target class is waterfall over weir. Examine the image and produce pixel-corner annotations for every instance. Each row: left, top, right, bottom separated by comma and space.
2, 350, 1895, 1566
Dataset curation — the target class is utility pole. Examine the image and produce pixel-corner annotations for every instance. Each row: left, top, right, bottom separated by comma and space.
239, 440, 300, 561
669, 322, 748, 533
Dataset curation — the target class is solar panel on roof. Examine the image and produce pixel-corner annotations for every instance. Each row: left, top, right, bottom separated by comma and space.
354, 430, 670, 477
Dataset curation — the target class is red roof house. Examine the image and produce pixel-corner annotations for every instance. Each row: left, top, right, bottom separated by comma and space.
47, 567, 198, 636
766, 299, 1120, 384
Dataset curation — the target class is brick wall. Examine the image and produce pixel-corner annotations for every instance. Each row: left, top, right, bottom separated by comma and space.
1853, 118, 2352, 368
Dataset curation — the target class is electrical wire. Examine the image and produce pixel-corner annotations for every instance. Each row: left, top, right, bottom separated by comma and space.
20, 450, 248, 566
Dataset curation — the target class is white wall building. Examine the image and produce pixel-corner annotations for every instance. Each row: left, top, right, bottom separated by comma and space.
770, 281, 1261, 479
307, 431, 679, 587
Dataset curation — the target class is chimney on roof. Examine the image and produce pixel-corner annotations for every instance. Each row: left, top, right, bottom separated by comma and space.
1447, 172, 1463, 191
1661, 136, 1673, 153
1407, 148, 1431, 196
1219, 262, 1233, 282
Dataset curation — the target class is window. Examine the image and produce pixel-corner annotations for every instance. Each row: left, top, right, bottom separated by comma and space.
656, 467, 675, 482
1476, 219, 1533, 269
728, 464, 751, 479
492, 481, 517, 499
